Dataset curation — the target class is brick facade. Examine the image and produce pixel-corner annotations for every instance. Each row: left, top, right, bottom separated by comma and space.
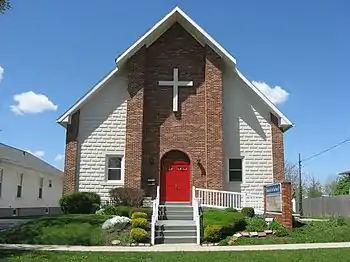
264, 182, 293, 229
271, 113, 284, 182
124, 23, 224, 197
63, 110, 80, 195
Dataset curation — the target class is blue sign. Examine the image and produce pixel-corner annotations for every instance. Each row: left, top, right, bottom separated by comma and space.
266, 183, 281, 195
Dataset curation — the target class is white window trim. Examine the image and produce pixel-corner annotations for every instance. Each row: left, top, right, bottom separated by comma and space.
104, 154, 125, 185
228, 157, 245, 183
38, 177, 44, 199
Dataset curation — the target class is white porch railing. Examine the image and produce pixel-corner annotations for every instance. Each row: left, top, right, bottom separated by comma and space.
193, 187, 264, 214
192, 189, 201, 244
151, 186, 160, 245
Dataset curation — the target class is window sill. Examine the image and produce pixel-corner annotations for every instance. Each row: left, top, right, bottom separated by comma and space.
101, 181, 124, 186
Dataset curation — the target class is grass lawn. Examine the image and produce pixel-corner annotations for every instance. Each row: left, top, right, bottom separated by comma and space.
232, 218, 350, 245
1, 249, 350, 261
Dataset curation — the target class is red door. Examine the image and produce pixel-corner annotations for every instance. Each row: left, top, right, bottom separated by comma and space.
161, 160, 190, 202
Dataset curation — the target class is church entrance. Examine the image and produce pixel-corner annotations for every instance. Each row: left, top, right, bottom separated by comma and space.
160, 150, 191, 202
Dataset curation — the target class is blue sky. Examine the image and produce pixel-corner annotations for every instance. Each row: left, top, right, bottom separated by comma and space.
0, 0, 349, 182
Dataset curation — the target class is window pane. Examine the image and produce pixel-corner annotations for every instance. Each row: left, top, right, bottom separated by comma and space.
229, 170, 242, 182
108, 169, 121, 181
39, 188, 43, 199
108, 157, 122, 168
229, 159, 242, 170
17, 185, 22, 198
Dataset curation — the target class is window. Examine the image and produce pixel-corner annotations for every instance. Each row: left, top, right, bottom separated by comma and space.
17, 173, 23, 198
107, 156, 123, 181
48, 180, 52, 188
38, 177, 44, 199
0, 169, 3, 198
229, 158, 243, 182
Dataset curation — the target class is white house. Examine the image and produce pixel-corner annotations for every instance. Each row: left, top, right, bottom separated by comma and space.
57, 7, 293, 205
0, 143, 63, 217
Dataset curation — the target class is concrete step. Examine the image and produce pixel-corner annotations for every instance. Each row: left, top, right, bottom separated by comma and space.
155, 236, 197, 244
160, 206, 193, 212
163, 202, 191, 206
156, 229, 196, 237
162, 212, 193, 220
155, 220, 196, 231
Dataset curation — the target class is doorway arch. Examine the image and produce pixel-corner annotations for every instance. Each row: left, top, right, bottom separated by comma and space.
160, 150, 191, 202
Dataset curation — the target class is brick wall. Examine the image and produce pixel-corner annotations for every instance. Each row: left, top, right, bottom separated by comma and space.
264, 182, 293, 229
271, 113, 284, 182
63, 110, 80, 195
124, 23, 224, 197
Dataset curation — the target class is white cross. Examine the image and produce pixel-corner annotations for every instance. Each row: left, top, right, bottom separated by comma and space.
158, 68, 193, 112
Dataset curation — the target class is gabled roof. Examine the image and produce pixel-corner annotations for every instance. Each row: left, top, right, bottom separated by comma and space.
57, 6, 293, 131
0, 143, 63, 177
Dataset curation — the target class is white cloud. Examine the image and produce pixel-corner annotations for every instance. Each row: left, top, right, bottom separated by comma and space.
10, 91, 58, 115
28, 150, 45, 158
252, 81, 289, 105
0, 66, 4, 83
54, 154, 64, 162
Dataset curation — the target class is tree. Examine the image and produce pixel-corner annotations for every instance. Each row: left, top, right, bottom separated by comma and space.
284, 161, 308, 198
323, 175, 338, 196
305, 175, 323, 198
333, 174, 349, 196
0, 0, 11, 14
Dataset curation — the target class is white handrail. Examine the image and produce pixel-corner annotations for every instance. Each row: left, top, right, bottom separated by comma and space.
151, 185, 160, 245
194, 187, 264, 214
192, 188, 201, 245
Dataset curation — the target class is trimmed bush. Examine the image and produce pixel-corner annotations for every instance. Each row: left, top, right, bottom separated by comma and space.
131, 212, 148, 220
130, 228, 148, 243
204, 225, 223, 243
100, 205, 118, 216
225, 208, 238, 212
116, 206, 132, 217
241, 207, 255, 218
129, 207, 151, 219
131, 218, 149, 230
109, 188, 145, 207
245, 217, 267, 232
269, 220, 289, 237
203, 209, 246, 237
60, 192, 101, 214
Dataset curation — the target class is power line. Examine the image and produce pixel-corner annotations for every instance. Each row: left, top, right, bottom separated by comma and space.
287, 136, 350, 170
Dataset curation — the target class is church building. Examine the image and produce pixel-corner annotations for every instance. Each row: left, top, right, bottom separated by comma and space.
57, 7, 293, 203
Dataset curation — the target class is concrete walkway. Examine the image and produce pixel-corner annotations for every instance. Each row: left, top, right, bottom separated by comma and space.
1, 242, 350, 252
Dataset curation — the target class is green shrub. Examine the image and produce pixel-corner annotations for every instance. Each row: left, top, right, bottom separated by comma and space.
130, 228, 148, 243
203, 209, 246, 236
115, 206, 132, 217
60, 192, 101, 214
129, 207, 151, 219
241, 207, 255, 218
245, 217, 267, 232
102, 205, 118, 216
131, 212, 148, 220
131, 218, 149, 230
225, 208, 238, 212
327, 217, 346, 227
34, 223, 102, 245
109, 187, 145, 207
269, 220, 289, 237
204, 225, 223, 243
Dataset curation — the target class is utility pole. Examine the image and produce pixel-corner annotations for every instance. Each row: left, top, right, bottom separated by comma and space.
298, 153, 303, 216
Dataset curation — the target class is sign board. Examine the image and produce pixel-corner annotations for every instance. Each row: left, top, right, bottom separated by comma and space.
265, 183, 282, 213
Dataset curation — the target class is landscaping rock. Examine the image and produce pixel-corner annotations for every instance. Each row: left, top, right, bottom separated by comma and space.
228, 236, 238, 245
264, 230, 273, 234
233, 233, 242, 238
111, 240, 121, 246
240, 232, 250, 237
258, 232, 267, 237
249, 232, 258, 237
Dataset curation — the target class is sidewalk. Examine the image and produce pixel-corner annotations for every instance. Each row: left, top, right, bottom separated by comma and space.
1, 242, 350, 252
